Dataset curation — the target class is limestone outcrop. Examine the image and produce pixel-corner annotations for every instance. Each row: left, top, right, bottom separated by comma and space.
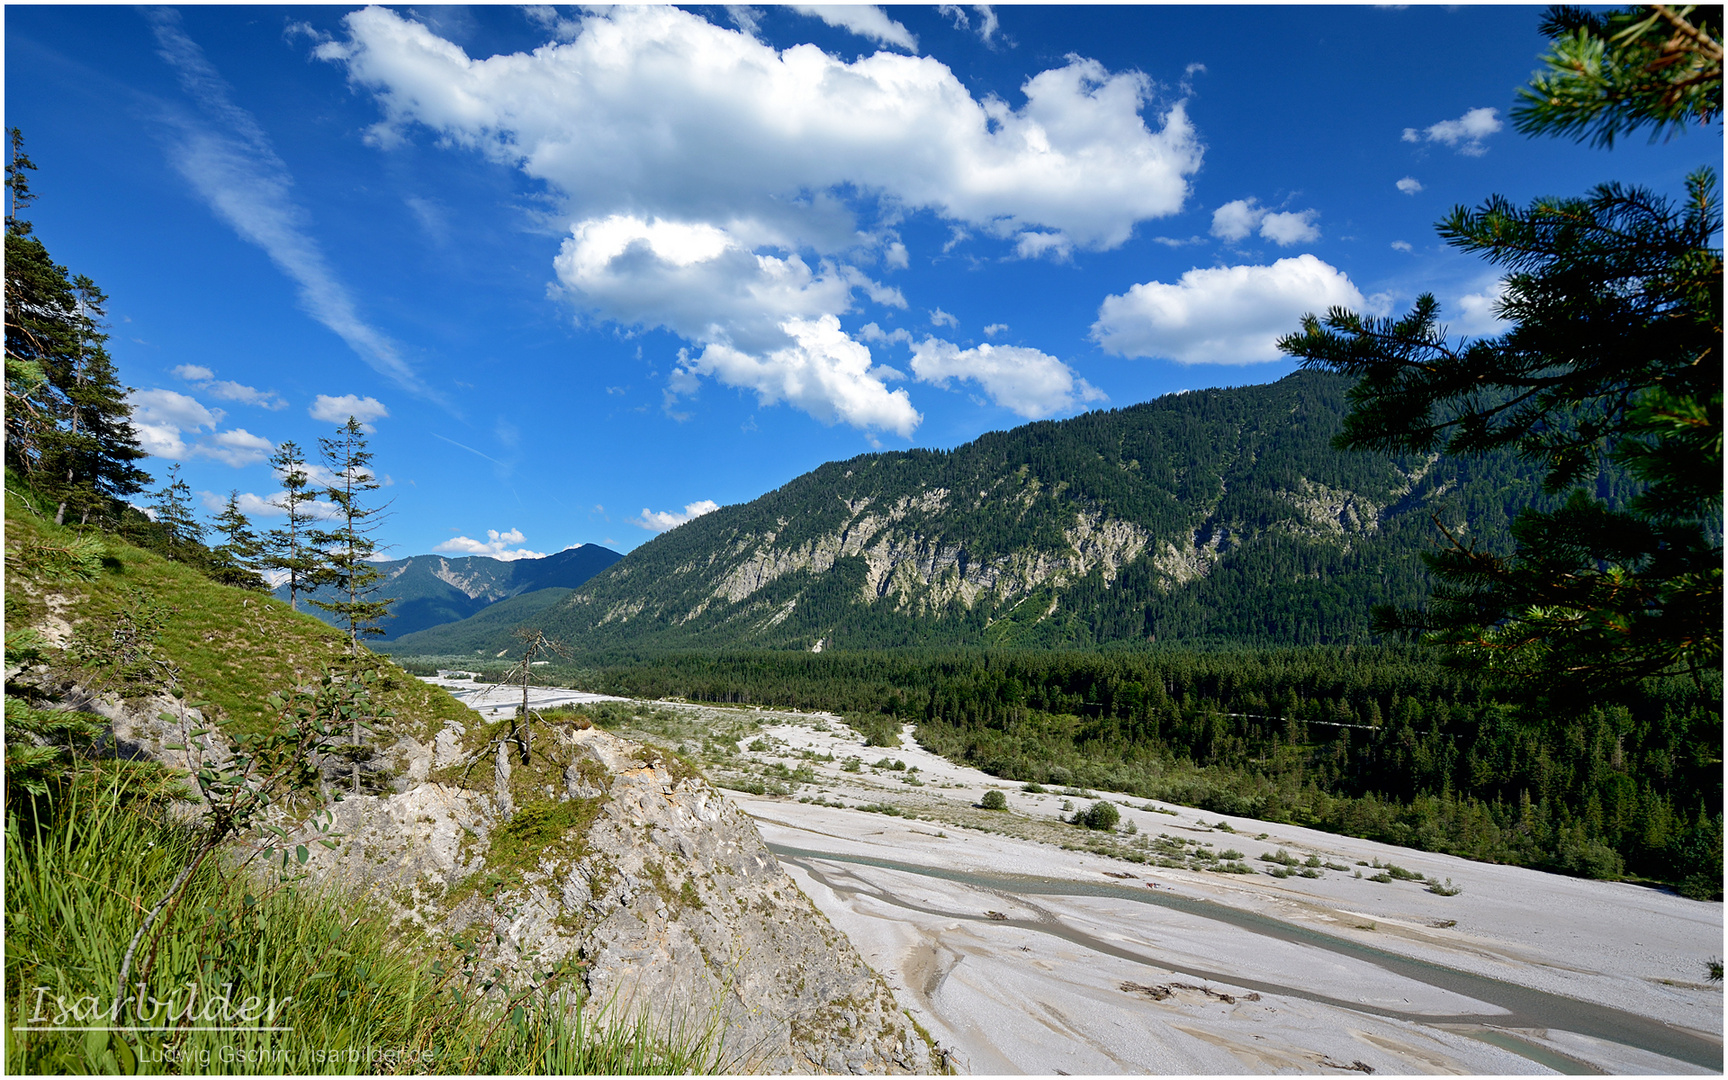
67, 680, 934, 1074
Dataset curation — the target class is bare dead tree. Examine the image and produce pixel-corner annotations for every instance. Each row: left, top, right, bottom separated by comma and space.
503, 626, 572, 763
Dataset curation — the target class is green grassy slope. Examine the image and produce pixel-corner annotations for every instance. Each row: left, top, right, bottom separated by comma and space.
4, 495, 472, 743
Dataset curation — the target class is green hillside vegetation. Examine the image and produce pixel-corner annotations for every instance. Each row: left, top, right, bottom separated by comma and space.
390, 587, 576, 656
489, 646, 1720, 898
5, 487, 471, 746
393, 372, 1600, 658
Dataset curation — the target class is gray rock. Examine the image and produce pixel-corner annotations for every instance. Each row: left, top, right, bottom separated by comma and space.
289, 720, 936, 1073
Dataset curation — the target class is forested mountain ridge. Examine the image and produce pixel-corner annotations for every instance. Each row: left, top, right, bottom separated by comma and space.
282, 543, 620, 640
393, 371, 1604, 656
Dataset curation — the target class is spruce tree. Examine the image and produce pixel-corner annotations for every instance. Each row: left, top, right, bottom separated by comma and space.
146, 464, 206, 563
6, 128, 77, 478
41, 276, 150, 525
309, 416, 394, 793
209, 490, 267, 591
5, 129, 150, 517
309, 417, 394, 655
263, 441, 324, 611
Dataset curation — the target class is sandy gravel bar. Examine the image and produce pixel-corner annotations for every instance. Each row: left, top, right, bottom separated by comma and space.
716, 717, 1722, 1075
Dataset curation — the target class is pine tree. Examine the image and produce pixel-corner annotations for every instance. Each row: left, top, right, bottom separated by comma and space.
263, 441, 324, 611
1278, 5, 1721, 690
209, 490, 267, 591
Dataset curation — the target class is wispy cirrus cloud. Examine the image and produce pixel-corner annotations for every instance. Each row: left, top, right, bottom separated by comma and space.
143, 8, 445, 409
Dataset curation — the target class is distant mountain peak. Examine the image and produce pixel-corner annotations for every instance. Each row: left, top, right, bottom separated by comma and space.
276, 544, 621, 640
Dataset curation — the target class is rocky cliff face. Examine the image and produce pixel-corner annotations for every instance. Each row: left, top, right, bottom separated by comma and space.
87, 684, 933, 1074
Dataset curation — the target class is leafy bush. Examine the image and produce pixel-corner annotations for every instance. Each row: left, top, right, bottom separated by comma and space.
848, 713, 901, 747
979, 789, 1007, 810
1077, 800, 1119, 830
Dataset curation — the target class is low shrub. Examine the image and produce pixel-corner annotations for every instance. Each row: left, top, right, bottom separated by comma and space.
1076, 800, 1119, 830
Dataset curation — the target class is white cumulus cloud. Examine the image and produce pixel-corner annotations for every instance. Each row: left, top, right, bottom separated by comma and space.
1402, 107, 1502, 156
1453, 278, 1510, 337
172, 363, 287, 410
792, 5, 916, 50
220, 490, 343, 521
310, 393, 390, 430
633, 499, 721, 534
678, 315, 921, 436
205, 380, 287, 410
1210, 198, 1262, 242
320, 6, 1199, 253
127, 388, 272, 464
911, 338, 1104, 418
1211, 198, 1320, 246
316, 5, 1202, 433
1396, 176, 1424, 195
1257, 209, 1320, 246
434, 528, 548, 561
198, 428, 275, 467
858, 322, 913, 345
127, 388, 222, 458
1091, 254, 1371, 364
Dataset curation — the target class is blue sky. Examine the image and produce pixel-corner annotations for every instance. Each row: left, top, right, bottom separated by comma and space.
6, 5, 1716, 558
